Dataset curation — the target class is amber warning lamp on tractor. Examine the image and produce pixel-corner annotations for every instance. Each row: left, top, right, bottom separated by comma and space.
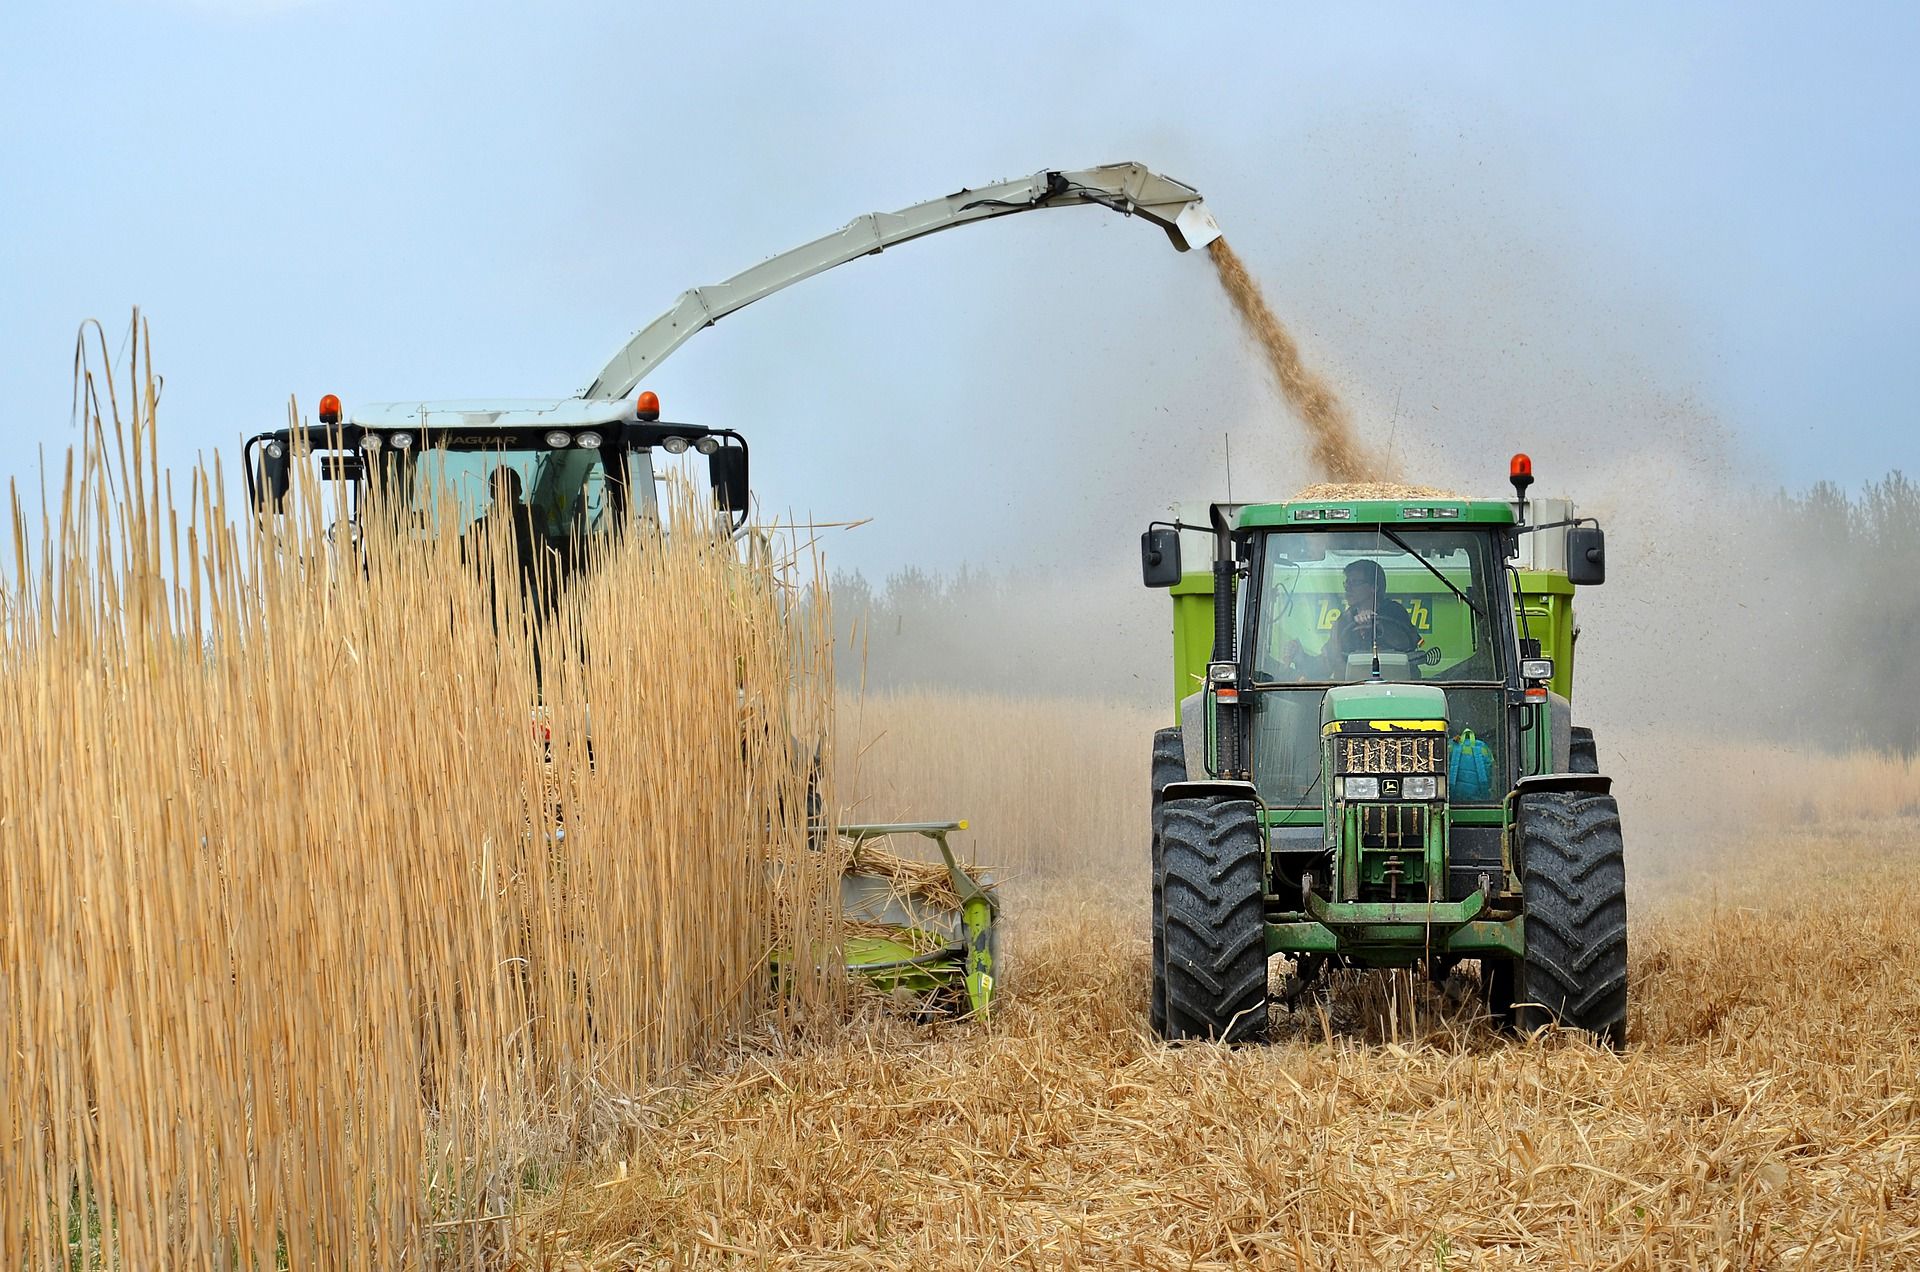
635, 390, 660, 421
318, 394, 343, 426
1509, 452, 1534, 526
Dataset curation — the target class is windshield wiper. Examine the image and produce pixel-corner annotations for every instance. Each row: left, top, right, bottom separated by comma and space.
1379, 526, 1487, 624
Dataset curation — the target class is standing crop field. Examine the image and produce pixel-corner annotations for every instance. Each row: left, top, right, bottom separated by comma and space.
0, 327, 839, 1268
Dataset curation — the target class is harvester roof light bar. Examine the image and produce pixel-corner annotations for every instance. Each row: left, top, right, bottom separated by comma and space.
1404, 507, 1431, 519
661, 435, 690, 455
1294, 508, 1326, 520
543, 429, 573, 448
575, 430, 604, 449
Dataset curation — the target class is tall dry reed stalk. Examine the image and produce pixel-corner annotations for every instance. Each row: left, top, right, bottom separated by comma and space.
0, 316, 837, 1267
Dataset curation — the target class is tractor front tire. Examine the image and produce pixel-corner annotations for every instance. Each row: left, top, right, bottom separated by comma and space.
1148, 728, 1186, 1036
1517, 789, 1628, 1047
1158, 793, 1269, 1043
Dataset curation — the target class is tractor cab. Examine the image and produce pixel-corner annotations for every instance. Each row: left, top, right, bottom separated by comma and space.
1238, 517, 1515, 812
244, 390, 750, 545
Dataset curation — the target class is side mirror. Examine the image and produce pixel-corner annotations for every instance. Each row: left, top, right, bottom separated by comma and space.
708, 445, 749, 515
254, 442, 291, 511
1141, 526, 1182, 588
1566, 525, 1606, 586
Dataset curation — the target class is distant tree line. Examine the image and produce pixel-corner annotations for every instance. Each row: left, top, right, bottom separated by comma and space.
1765, 471, 1920, 755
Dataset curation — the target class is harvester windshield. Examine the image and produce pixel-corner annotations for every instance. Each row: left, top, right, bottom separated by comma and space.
397, 444, 619, 546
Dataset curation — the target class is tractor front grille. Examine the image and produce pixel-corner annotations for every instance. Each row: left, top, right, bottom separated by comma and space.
1336, 733, 1444, 777
1356, 802, 1431, 850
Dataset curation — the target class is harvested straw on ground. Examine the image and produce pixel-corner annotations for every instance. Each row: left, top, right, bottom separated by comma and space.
533, 818, 1920, 1268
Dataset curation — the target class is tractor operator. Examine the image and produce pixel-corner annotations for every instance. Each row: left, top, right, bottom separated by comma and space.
1277, 558, 1420, 679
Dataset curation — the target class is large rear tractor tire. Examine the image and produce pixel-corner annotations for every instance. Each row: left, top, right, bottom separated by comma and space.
1148, 728, 1186, 1036
1517, 789, 1628, 1047
1568, 726, 1599, 775
1157, 793, 1269, 1043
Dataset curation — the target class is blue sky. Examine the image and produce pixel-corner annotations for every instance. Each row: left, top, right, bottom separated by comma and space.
2, 2, 1915, 576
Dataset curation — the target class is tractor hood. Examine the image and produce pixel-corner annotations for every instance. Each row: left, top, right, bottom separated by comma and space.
1321, 682, 1448, 726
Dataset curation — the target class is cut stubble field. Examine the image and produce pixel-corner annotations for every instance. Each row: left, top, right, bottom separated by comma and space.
529, 696, 1920, 1269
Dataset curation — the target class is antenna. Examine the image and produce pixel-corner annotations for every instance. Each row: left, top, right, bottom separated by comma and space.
1223, 432, 1232, 503
1382, 385, 1403, 476
1370, 528, 1383, 681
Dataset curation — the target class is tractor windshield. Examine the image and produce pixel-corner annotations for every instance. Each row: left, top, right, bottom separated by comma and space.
1250, 528, 1505, 686
1246, 526, 1512, 808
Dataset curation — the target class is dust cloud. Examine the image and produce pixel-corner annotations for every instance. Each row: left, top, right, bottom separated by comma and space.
1207, 238, 1381, 482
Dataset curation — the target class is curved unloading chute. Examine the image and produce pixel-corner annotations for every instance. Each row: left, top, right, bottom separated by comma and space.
581, 162, 1221, 401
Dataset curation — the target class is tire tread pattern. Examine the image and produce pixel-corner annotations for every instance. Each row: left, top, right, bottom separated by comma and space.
1568, 726, 1599, 775
1518, 790, 1628, 1047
1158, 795, 1269, 1043
1148, 728, 1185, 1037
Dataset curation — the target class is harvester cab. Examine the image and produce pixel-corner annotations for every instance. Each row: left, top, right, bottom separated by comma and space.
243, 389, 749, 547
1141, 460, 1626, 1046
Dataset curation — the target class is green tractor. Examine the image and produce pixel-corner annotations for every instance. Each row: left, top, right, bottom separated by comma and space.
1140, 457, 1624, 1046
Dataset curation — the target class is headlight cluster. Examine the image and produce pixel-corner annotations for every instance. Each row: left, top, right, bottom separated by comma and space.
1341, 774, 1445, 801
661, 435, 724, 455
542, 430, 609, 449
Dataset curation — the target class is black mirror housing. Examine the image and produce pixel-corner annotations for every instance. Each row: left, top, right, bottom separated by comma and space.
254, 443, 291, 511
1567, 525, 1606, 585
708, 446, 749, 514
1141, 526, 1182, 588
